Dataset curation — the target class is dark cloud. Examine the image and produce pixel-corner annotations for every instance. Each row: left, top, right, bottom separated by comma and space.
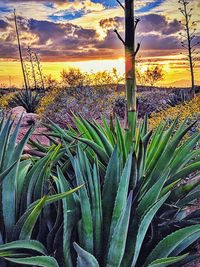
140, 34, 180, 50
0, 17, 102, 61
97, 14, 182, 53
0, 19, 9, 29
100, 14, 182, 36
96, 30, 123, 49
0, 43, 17, 58
138, 14, 182, 35
74, 28, 97, 40
96, 31, 180, 52
0, 13, 183, 61
28, 19, 67, 44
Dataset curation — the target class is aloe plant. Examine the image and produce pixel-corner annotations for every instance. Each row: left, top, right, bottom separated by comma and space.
70, 145, 200, 266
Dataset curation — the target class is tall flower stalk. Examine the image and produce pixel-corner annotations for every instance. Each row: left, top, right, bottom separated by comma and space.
14, 9, 28, 91
115, 0, 140, 130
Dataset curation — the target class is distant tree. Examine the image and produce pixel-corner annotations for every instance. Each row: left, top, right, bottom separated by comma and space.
89, 70, 114, 87
44, 74, 58, 90
112, 67, 124, 91
0, 83, 6, 89
144, 65, 164, 86
136, 65, 164, 86
61, 68, 124, 91
178, 0, 200, 95
61, 68, 87, 88
136, 68, 146, 86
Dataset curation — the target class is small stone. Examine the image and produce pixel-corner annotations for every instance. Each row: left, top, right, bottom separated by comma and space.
21, 113, 39, 126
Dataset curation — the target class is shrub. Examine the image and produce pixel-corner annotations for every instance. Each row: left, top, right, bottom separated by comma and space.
167, 89, 193, 106
113, 97, 126, 119
149, 94, 200, 130
44, 74, 59, 90
136, 65, 164, 86
37, 87, 61, 115
0, 92, 17, 108
12, 89, 41, 113
61, 68, 88, 88
38, 87, 115, 126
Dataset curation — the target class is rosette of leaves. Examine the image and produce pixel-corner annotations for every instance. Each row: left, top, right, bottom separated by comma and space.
0, 117, 81, 267
12, 89, 41, 113
25, 113, 200, 266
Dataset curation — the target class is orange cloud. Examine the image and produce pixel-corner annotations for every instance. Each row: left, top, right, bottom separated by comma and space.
54, 0, 105, 13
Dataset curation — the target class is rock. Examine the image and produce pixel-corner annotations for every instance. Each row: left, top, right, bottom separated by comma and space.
11, 106, 38, 126
10, 106, 50, 156
11, 106, 26, 123
21, 113, 39, 127
11, 106, 26, 115
162, 100, 167, 105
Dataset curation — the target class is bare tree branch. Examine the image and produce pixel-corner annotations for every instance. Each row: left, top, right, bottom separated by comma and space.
114, 29, 125, 45
134, 18, 140, 31
134, 43, 140, 56
116, 0, 125, 10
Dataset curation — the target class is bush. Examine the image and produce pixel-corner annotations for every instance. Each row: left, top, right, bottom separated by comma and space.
0, 92, 17, 108
61, 68, 88, 88
149, 94, 200, 131
12, 89, 41, 113
113, 97, 126, 119
38, 87, 115, 126
37, 87, 61, 115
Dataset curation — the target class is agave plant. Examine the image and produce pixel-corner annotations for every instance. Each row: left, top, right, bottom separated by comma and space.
23, 113, 200, 266
66, 146, 200, 267
0, 117, 82, 266
0, 113, 199, 266
42, 113, 200, 173
12, 89, 41, 113
3, 144, 199, 267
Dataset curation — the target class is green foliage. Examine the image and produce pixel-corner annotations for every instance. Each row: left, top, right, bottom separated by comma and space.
26, 114, 200, 266
0, 114, 200, 266
12, 89, 41, 113
0, 117, 81, 266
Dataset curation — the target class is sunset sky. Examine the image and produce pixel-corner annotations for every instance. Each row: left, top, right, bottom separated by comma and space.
0, 0, 200, 87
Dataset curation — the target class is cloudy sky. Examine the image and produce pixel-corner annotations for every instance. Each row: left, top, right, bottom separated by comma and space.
0, 0, 200, 87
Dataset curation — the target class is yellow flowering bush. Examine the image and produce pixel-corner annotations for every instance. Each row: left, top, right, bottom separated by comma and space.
0, 92, 17, 108
36, 88, 61, 114
149, 94, 200, 129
